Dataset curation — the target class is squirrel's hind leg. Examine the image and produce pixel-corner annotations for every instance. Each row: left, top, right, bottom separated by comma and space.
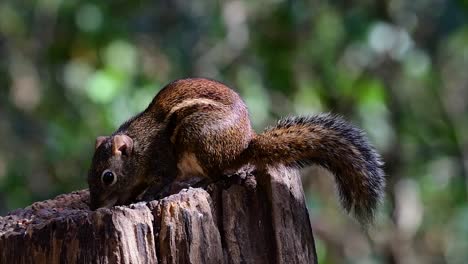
169, 105, 252, 179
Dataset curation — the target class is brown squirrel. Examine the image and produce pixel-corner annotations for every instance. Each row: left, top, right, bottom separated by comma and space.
88, 78, 385, 224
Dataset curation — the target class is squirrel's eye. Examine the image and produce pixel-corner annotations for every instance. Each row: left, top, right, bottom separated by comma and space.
101, 170, 117, 186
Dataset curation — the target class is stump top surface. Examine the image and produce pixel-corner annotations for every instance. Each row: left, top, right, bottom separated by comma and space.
0, 190, 91, 237
0, 166, 317, 264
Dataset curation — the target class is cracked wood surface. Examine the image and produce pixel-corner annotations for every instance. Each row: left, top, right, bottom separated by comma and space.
0, 165, 317, 264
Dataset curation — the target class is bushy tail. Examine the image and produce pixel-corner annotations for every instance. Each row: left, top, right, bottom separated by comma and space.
245, 114, 385, 225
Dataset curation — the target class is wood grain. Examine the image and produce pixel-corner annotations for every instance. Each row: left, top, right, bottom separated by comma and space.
0, 165, 317, 264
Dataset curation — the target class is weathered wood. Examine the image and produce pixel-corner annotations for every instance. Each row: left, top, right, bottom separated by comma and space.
0, 165, 317, 264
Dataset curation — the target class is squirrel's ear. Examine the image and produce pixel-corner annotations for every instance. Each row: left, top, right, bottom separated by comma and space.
112, 134, 133, 156
95, 136, 108, 149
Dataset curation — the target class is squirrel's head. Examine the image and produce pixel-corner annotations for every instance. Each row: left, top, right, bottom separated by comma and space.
87, 134, 148, 210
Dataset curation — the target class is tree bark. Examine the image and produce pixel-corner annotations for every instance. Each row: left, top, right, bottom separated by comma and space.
0, 165, 317, 264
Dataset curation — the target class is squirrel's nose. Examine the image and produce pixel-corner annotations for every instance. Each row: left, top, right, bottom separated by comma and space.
88, 192, 119, 210
88, 193, 100, 210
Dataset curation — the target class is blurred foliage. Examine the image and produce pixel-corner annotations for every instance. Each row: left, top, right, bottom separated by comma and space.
1, 0, 468, 263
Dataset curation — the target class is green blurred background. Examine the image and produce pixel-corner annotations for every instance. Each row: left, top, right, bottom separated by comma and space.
1, 0, 468, 263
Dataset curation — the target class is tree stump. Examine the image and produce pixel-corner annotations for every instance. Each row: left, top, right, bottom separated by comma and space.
0, 165, 317, 264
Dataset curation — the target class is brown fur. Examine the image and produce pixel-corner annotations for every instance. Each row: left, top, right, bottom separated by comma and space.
88, 78, 384, 225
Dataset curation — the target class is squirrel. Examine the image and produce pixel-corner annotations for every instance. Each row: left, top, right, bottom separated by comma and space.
88, 78, 385, 224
